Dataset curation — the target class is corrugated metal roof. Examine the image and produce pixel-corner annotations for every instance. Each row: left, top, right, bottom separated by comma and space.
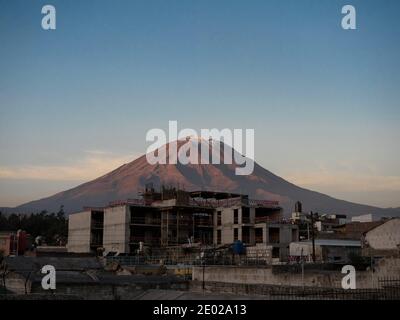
293, 239, 361, 247
4, 256, 102, 271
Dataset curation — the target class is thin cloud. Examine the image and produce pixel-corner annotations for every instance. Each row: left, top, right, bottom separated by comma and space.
0, 151, 138, 181
286, 170, 400, 193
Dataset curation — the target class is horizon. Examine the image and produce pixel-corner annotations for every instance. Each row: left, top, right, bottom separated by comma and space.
1, 0, 400, 208
1, 137, 399, 211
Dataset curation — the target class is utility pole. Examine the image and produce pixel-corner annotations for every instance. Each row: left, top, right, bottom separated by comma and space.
201, 252, 205, 291
16, 233, 19, 257
301, 248, 305, 291
310, 211, 316, 263
371, 256, 374, 288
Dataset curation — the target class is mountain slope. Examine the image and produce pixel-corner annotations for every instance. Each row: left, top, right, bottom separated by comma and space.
13, 140, 400, 217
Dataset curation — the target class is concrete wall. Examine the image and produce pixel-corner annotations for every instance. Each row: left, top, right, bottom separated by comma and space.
245, 244, 273, 264
213, 206, 298, 262
213, 207, 260, 245
290, 242, 324, 261
365, 219, 400, 250
352, 214, 376, 223
192, 258, 400, 289
103, 205, 130, 254
255, 223, 298, 261
3, 273, 188, 300
67, 211, 91, 253
214, 206, 241, 245
193, 266, 343, 288
3, 273, 28, 294
0, 235, 11, 256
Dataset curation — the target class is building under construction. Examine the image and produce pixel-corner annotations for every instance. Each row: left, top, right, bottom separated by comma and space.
67, 187, 297, 259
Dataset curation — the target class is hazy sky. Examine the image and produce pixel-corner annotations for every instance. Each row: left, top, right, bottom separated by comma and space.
0, 0, 399, 208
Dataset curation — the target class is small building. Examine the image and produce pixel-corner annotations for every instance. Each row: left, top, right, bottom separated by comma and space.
288, 220, 389, 263
315, 214, 347, 232
291, 208, 347, 240
362, 218, 400, 257
291, 201, 306, 222
214, 203, 298, 261
212, 195, 291, 260
331, 221, 385, 240
252, 222, 298, 261
352, 213, 383, 223
0, 230, 29, 256
289, 239, 361, 263
68, 207, 104, 253
0, 232, 13, 256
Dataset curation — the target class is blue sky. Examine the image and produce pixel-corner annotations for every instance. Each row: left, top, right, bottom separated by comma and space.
0, 0, 399, 207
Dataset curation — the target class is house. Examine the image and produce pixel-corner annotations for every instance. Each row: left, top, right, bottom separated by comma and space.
289, 220, 387, 263
289, 239, 361, 263
362, 218, 400, 257
0, 230, 29, 256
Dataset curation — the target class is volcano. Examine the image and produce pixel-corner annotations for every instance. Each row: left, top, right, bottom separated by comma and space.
12, 139, 400, 218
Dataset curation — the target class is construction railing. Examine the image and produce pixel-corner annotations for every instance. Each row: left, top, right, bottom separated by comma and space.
131, 217, 161, 225
242, 216, 251, 224
105, 248, 273, 267
195, 282, 400, 300
107, 196, 280, 209
91, 221, 104, 228
129, 236, 161, 245
193, 217, 213, 226
90, 236, 103, 246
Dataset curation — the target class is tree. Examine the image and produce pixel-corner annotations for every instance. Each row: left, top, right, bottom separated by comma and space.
0, 208, 68, 246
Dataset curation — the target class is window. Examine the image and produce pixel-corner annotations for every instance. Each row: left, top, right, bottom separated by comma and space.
291, 228, 298, 241
234, 228, 239, 241
217, 230, 221, 244
242, 227, 250, 243
255, 228, 263, 243
269, 227, 280, 244
272, 247, 280, 258
242, 207, 250, 223
217, 211, 222, 226
234, 209, 239, 224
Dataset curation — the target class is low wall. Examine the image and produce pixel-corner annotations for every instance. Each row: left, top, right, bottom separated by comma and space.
2, 272, 189, 300
192, 258, 400, 289
31, 280, 188, 300
193, 266, 346, 288
190, 281, 400, 300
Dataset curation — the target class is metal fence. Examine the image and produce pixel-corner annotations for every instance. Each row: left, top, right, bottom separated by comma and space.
196, 282, 400, 300
106, 253, 272, 266
378, 276, 400, 288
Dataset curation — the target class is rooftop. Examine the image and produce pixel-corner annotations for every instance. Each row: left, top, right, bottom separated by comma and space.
72, 189, 280, 214
189, 190, 246, 200
326, 221, 386, 240
4, 256, 103, 272
293, 239, 361, 247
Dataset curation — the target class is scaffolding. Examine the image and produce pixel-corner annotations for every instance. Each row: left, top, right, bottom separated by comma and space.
160, 207, 214, 247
